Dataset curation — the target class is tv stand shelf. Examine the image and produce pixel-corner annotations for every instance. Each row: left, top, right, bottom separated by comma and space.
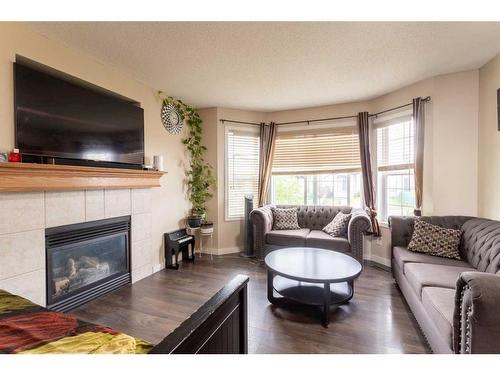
0, 162, 166, 192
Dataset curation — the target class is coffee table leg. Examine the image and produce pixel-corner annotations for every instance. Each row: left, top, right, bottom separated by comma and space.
267, 269, 277, 304
323, 282, 330, 327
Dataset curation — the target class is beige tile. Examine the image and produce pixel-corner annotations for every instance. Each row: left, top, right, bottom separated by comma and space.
45, 191, 85, 228
131, 237, 152, 270
131, 188, 152, 214
0, 269, 46, 306
0, 230, 45, 281
85, 190, 105, 222
0, 192, 44, 235
131, 213, 152, 243
131, 263, 152, 284
104, 189, 131, 218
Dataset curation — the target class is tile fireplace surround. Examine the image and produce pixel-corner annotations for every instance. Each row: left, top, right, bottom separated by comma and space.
0, 188, 153, 306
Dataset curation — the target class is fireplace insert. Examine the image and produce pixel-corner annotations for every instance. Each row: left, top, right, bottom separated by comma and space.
45, 216, 131, 312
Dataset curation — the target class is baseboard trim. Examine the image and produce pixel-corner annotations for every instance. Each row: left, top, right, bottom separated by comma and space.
215, 247, 242, 255
369, 254, 392, 268
198, 246, 242, 256
365, 259, 391, 272
152, 263, 163, 273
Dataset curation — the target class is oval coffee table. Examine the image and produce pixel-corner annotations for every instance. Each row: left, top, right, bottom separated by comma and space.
265, 247, 362, 327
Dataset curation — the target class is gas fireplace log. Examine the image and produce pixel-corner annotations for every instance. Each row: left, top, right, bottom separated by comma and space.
53, 277, 70, 295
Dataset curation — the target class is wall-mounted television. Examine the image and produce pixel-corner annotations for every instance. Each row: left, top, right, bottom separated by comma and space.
14, 59, 144, 168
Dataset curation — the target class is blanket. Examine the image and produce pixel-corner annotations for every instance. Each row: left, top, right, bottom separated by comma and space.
0, 289, 153, 354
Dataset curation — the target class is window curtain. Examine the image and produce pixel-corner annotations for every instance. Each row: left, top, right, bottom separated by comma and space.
413, 98, 425, 216
258, 122, 277, 206
357, 112, 380, 236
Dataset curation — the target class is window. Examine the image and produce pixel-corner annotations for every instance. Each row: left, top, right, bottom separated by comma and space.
270, 124, 362, 207
271, 173, 362, 206
225, 126, 260, 220
376, 115, 415, 221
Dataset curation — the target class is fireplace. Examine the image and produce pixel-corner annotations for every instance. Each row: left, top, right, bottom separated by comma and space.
45, 216, 131, 312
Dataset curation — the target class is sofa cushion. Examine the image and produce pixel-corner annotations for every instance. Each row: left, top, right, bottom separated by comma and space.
271, 207, 300, 230
277, 205, 352, 230
408, 219, 463, 260
405, 263, 474, 299
322, 212, 351, 237
393, 246, 470, 274
266, 228, 310, 247
305, 230, 350, 252
421, 287, 455, 349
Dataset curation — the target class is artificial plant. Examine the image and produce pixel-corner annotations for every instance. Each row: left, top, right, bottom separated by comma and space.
159, 93, 216, 220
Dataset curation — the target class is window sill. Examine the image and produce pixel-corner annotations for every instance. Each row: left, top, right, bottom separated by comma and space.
225, 216, 244, 222
379, 221, 390, 229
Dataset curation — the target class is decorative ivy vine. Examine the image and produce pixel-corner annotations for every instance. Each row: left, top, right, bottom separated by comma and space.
159, 93, 216, 220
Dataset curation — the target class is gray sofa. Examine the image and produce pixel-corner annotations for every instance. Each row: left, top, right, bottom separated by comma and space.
389, 215, 500, 354
250, 205, 371, 262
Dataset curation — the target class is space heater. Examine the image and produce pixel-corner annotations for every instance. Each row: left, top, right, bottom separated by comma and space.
241, 194, 255, 258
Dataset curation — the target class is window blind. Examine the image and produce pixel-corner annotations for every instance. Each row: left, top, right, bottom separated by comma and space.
226, 129, 260, 218
272, 126, 360, 174
376, 117, 414, 170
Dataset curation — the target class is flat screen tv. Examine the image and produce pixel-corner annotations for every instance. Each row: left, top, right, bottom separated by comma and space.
14, 61, 144, 167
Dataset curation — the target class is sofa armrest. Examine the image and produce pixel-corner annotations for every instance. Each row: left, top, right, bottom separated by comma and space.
388, 216, 416, 248
453, 271, 500, 354
249, 205, 274, 259
348, 208, 371, 263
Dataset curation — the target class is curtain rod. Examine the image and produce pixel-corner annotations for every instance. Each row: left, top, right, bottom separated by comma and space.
276, 114, 357, 126
219, 119, 261, 126
370, 96, 431, 118
218, 96, 431, 127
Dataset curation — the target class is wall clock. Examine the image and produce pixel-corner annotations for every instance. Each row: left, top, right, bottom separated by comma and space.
161, 102, 184, 134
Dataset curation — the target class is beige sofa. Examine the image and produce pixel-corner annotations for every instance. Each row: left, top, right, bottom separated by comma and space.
389, 215, 500, 354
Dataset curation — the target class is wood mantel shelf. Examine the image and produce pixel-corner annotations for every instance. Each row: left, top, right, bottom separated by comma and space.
0, 162, 166, 192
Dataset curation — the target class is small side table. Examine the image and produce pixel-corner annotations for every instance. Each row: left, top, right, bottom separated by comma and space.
199, 230, 214, 259
187, 226, 215, 259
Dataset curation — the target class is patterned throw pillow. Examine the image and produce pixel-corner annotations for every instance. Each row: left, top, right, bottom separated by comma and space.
322, 212, 351, 237
271, 207, 300, 230
407, 219, 463, 260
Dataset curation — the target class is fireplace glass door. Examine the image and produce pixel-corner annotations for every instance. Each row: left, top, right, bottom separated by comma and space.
45, 216, 131, 310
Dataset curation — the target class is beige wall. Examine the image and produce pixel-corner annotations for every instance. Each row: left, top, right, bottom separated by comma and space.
478, 53, 500, 220
267, 100, 369, 123
198, 108, 219, 250
5, 22, 487, 267
200, 70, 481, 266
432, 71, 479, 216
370, 71, 479, 218
0, 23, 191, 270
199, 108, 265, 253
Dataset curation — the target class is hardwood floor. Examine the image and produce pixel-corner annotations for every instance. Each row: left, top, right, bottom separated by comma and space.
72, 254, 430, 354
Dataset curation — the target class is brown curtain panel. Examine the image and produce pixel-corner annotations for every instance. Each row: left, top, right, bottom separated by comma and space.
413, 98, 425, 216
357, 112, 380, 236
258, 122, 277, 206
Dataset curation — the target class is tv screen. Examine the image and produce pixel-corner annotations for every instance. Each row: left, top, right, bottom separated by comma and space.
14, 62, 144, 166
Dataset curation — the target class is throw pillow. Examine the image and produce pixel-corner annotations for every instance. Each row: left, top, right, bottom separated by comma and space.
271, 207, 300, 230
322, 212, 351, 237
407, 219, 463, 260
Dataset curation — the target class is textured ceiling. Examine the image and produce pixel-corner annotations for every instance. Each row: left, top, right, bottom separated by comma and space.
29, 22, 500, 111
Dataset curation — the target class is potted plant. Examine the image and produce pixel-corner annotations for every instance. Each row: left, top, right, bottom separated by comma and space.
160, 94, 216, 229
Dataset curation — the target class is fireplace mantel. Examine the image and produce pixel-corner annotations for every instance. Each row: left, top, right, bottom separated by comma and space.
0, 162, 166, 192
